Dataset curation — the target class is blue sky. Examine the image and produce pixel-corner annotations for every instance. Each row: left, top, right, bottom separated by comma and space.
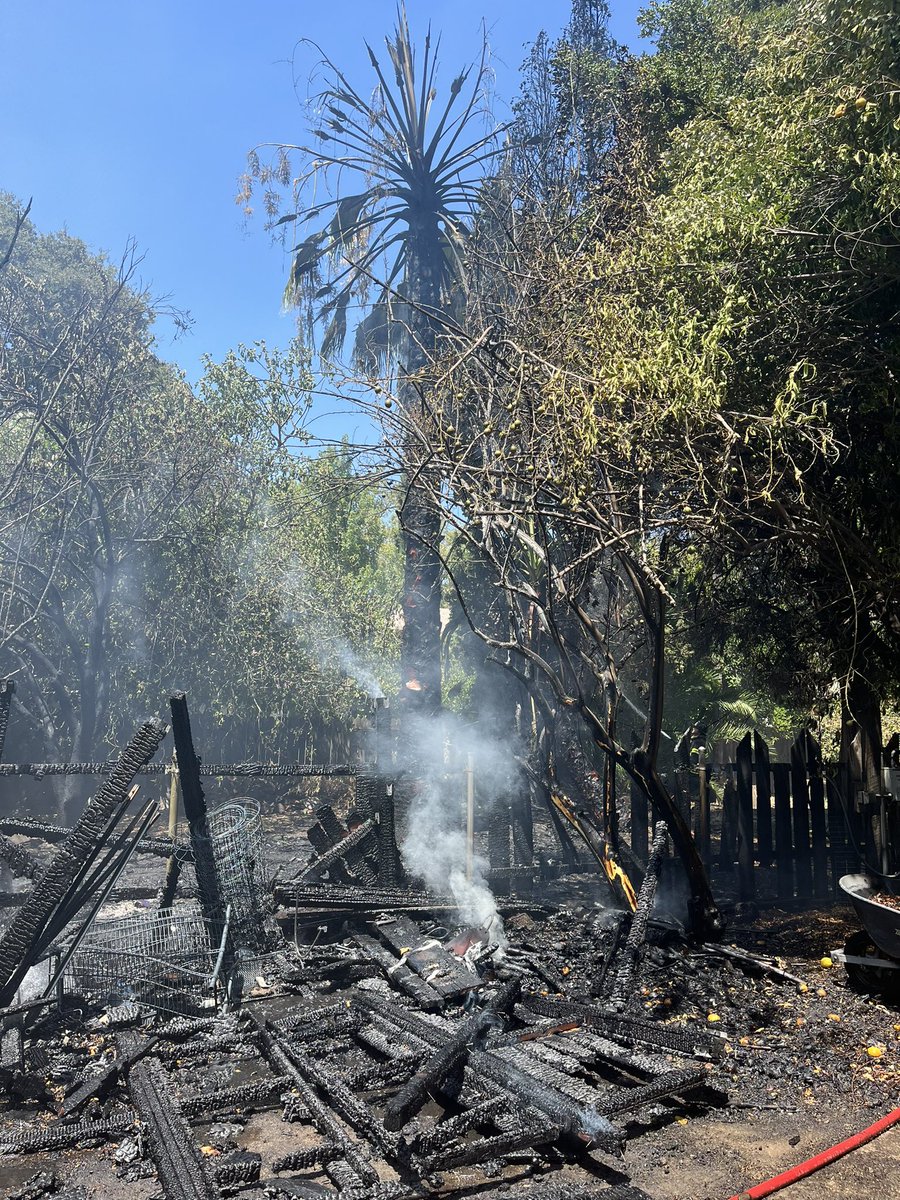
1, 1, 646, 437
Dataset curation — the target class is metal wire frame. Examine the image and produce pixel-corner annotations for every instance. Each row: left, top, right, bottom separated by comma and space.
67, 907, 231, 1016
201, 798, 270, 951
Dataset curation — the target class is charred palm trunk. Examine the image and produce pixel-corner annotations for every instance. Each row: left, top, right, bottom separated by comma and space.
397, 223, 444, 727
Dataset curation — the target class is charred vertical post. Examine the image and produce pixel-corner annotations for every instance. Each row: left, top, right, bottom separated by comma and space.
169, 693, 224, 938
608, 822, 668, 1010
0, 679, 15, 761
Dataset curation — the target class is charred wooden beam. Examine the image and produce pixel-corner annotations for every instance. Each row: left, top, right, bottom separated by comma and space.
0, 1117, 130, 1155
607, 822, 668, 1010
0, 718, 168, 1008
296, 818, 377, 884
518, 995, 725, 1061
127, 1056, 219, 1200
383, 1007, 497, 1131
213, 1150, 261, 1190
179, 1076, 290, 1121
352, 932, 444, 1009
168, 693, 225, 937
58, 1033, 158, 1116
272, 1143, 342, 1172
353, 992, 624, 1155
253, 1015, 381, 1189
0, 818, 190, 861
0, 761, 357, 778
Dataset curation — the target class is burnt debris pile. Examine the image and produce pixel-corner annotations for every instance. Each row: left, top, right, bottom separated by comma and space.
0, 696, 897, 1200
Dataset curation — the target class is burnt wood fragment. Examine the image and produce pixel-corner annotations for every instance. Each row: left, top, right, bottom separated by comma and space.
128, 1056, 219, 1200
373, 914, 482, 998
168, 693, 224, 934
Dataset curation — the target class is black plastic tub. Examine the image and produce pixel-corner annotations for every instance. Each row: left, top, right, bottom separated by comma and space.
839, 874, 900, 961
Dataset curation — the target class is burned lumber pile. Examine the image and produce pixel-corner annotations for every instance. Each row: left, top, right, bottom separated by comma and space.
6, 688, 893, 1200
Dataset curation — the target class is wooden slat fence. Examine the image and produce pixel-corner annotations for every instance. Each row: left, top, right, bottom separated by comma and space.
635, 730, 868, 902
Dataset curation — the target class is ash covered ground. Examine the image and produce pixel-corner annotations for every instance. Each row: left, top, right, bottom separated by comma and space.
1, 806, 900, 1200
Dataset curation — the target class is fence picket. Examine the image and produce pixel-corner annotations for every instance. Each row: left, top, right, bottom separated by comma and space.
772, 762, 793, 900
754, 732, 773, 867
735, 733, 755, 900
789, 735, 813, 899
805, 732, 828, 898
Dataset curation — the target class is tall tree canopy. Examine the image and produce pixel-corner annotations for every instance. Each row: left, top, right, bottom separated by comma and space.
240, 3, 504, 726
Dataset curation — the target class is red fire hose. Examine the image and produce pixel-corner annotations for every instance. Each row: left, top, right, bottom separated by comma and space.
726, 1105, 900, 1200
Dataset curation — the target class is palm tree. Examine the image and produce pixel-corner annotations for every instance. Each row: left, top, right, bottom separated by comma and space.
243, 4, 502, 722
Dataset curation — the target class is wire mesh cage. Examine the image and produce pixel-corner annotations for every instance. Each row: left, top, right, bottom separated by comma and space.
67, 908, 229, 1016
202, 798, 270, 951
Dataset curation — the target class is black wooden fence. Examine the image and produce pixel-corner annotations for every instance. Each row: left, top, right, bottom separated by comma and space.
630, 730, 869, 903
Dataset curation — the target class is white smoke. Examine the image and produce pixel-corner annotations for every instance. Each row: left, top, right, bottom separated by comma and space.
398, 712, 515, 949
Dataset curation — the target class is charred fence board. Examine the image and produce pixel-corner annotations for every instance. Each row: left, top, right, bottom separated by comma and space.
771, 763, 794, 900
789, 735, 813, 899
0, 718, 167, 1008
718, 770, 739, 871
754, 732, 774, 867
807, 751, 829, 899
735, 733, 755, 900
827, 769, 857, 890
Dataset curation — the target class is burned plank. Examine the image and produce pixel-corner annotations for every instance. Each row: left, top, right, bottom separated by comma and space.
373, 913, 482, 999
352, 932, 445, 1008
0, 718, 168, 1008
128, 1055, 219, 1200
353, 991, 624, 1156
253, 1015, 381, 1190
607, 822, 668, 1010
58, 1033, 158, 1116
384, 981, 519, 1130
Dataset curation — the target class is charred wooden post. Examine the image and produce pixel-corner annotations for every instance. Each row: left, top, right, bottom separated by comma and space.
0, 718, 167, 1007
128, 1056, 219, 1200
168, 693, 225, 939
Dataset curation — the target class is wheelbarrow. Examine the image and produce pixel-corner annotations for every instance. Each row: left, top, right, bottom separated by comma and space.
833, 874, 900, 999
